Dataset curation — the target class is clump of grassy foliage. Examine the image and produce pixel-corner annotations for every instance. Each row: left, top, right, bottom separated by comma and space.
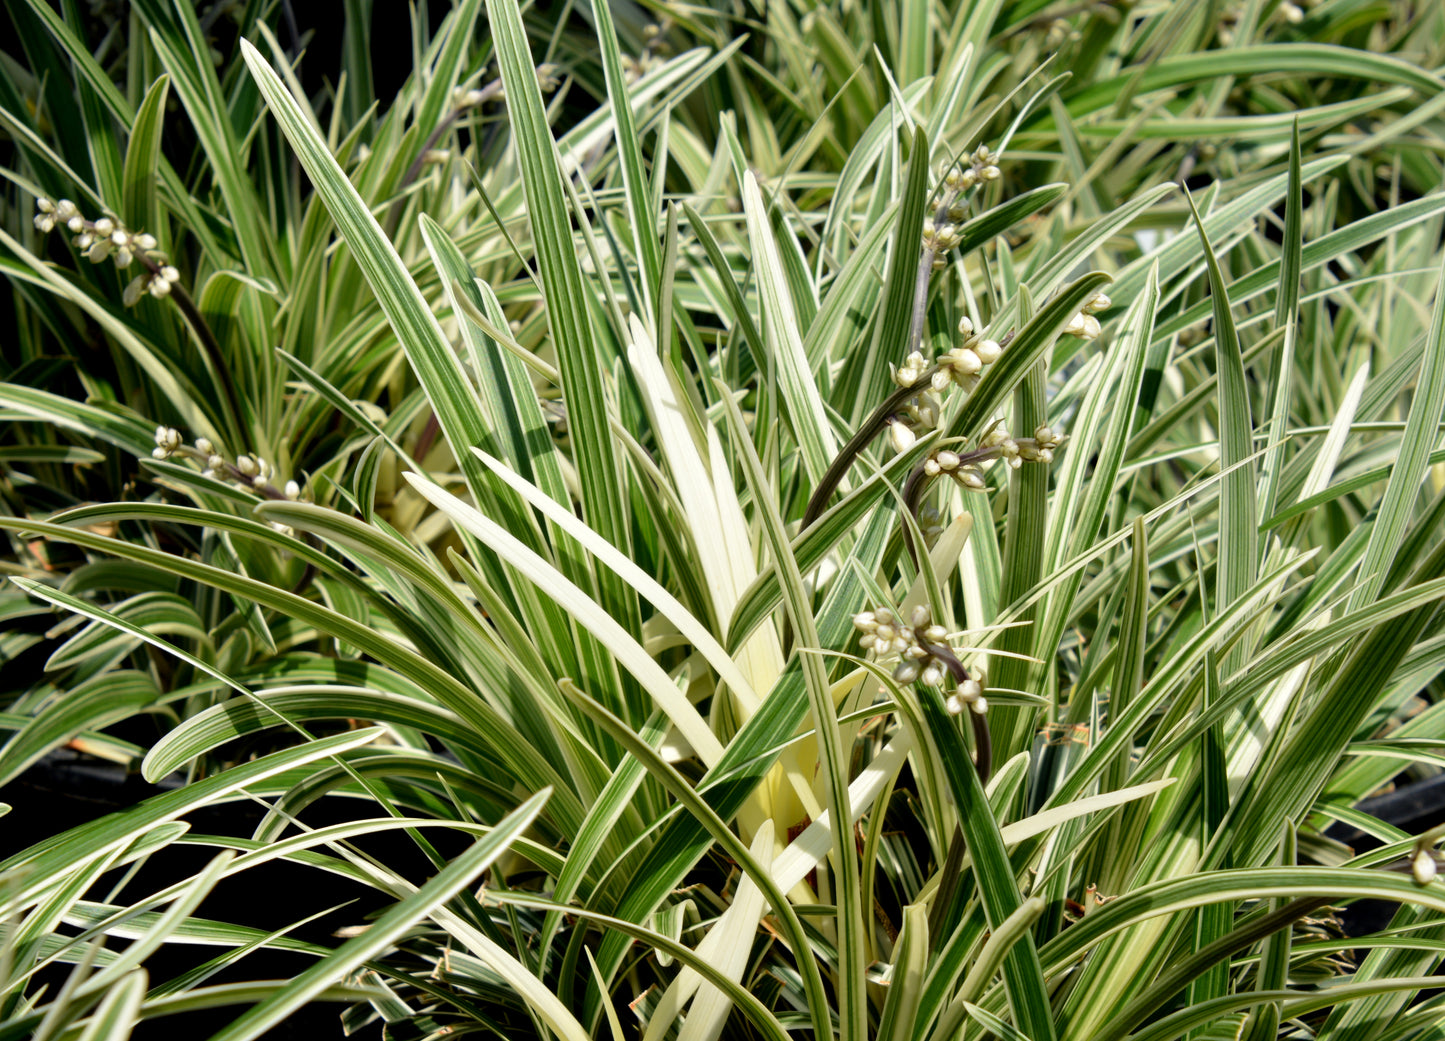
4, 1, 1445, 1039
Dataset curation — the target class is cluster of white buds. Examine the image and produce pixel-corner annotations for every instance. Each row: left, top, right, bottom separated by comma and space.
148, 428, 306, 503
1020, 425, 1066, 464
889, 352, 945, 444
852, 605, 988, 712
922, 448, 986, 490
124, 263, 181, 305
152, 426, 184, 459
935, 316, 1003, 392
193, 437, 223, 476
942, 145, 1003, 194
887, 317, 1004, 447
976, 421, 1068, 471
945, 674, 988, 716
451, 82, 499, 110
1063, 291, 1112, 340
893, 350, 930, 388
921, 217, 962, 256
923, 147, 1003, 270
235, 453, 273, 488
34, 197, 179, 306
1276, 1, 1305, 22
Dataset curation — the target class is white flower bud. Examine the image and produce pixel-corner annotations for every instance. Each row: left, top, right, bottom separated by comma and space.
134, 233, 157, 251
910, 605, 931, 628
909, 392, 942, 429
960, 678, 983, 701
161, 265, 180, 284
149, 277, 172, 298
859, 632, 878, 650
236, 454, 258, 476
982, 165, 1001, 181
945, 694, 965, 714
971, 696, 988, 714
958, 315, 974, 336
893, 661, 920, 684
959, 468, 986, 490
153, 426, 182, 455
93, 218, 115, 236
936, 450, 960, 470
921, 663, 945, 687
923, 625, 948, 643
1413, 848, 1438, 884
122, 276, 148, 306
207, 454, 224, 471
195, 438, 214, 455
875, 624, 896, 643
875, 608, 895, 625
924, 458, 942, 476
889, 420, 917, 452
949, 348, 982, 376
974, 339, 1002, 364
67, 216, 85, 233
285, 480, 301, 500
